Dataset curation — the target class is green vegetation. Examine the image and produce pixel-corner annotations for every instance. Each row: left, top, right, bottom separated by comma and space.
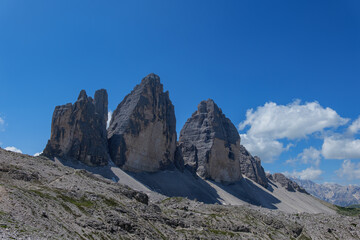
60, 203, 73, 215
335, 205, 360, 216
161, 197, 184, 204
58, 194, 94, 213
297, 233, 312, 240
0, 224, 8, 229
103, 197, 119, 207
207, 228, 235, 237
347, 204, 360, 208
29, 189, 53, 199
148, 222, 167, 240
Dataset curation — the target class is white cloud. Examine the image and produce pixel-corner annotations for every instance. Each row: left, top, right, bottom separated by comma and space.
322, 137, 360, 159
287, 147, 322, 167
347, 116, 360, 135
4, 146, 22, 154
107, 111, 112, 129
34, 152, 43, 157
284, 167, 323, 181
240, 134, 286, 162
336, 160, 360, 180
238, 100, 347, 162
239, 100, 348, 140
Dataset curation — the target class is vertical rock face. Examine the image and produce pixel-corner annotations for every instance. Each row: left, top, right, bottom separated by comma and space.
107, 73, 177, 172
239, 145, 268, 188
178, 99, 242, 183
43, 89, 109, 166
268, 173, 308, 194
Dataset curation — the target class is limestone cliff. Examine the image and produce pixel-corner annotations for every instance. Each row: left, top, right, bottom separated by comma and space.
43, 89, 109, 166
239, 145, 268, 188
107, 73, 177, 172
178, 99, 242, 183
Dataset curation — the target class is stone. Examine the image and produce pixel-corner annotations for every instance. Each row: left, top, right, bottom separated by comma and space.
107, 73, 177, 172
239, 145, 268, 188
43, 89, 109, 166
178, 99, 242, 183
271, 173, 308, 194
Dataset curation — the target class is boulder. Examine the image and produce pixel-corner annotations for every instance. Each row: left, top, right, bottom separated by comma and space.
239, 145, 268, 188
178, 99, 242, 183
43, 89, 109, 166
107, 73, 177, 172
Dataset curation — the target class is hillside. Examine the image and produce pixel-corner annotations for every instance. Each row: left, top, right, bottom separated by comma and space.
1, 149, 360, 239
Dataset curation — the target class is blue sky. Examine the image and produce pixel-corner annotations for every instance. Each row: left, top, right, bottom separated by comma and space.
0, 0, 359, 185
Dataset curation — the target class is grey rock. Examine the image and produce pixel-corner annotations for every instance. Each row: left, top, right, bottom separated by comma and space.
178, 99, 242, 183
271, 173, 308, 194
43, 89, 109, 166
1, 148, 359, 240
292, 178, 360, 207
107, 73, 177, 172
239, 145, 268, 188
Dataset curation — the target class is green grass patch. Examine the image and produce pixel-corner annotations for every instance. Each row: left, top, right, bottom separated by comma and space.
208, 228, 235, 237
0, 224, 8, 229
103, 197, 119, 207
161, 197, 184, 204
29, 189, 53, 199
57, 193, 94, 214
148, 222, 167, 240
335, 205, 360, 216
60, 203, 73, 215
58, 194, 93, 207
298, 233, 312, 240
347, 204, 360, 208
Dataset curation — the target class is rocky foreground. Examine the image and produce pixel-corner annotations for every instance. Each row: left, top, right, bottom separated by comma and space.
1, 149, 360, 240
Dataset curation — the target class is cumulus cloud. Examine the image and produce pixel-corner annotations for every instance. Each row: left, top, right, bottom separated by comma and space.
284, 167, 323, 181
107, 111, 112, 129
347, 116, 360, 135
238, 100, 347, 162
286, 147, 322, 167
239, 100, 348, 139
322, 137, 360, 159
240, 134, 287, 162
336, 160, 360, 180
34, 152, 43, 157
4, 146, 22, 154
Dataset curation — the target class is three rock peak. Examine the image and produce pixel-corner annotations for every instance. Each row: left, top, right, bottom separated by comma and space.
43, 73, 267, 187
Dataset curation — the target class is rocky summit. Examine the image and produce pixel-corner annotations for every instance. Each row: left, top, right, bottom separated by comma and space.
2, 73, 360, 239
292, 178, 360, 207
43, 89, 109, 166
239, 145, 268, 188
268, 173, 308, 194
107, 73, 177, 172
178, 99, 243, 183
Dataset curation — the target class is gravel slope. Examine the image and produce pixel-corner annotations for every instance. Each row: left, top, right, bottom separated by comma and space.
1, 149, 359, 239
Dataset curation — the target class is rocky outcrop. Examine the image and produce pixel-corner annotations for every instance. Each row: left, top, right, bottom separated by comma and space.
43, 89, 109, 166
107, 73, 177, 172
269, 173, 308, 194
239, 145, 268, 188
178, 99, 242, 183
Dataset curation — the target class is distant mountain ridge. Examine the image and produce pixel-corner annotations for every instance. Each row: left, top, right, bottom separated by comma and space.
291, 178, 360, 207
